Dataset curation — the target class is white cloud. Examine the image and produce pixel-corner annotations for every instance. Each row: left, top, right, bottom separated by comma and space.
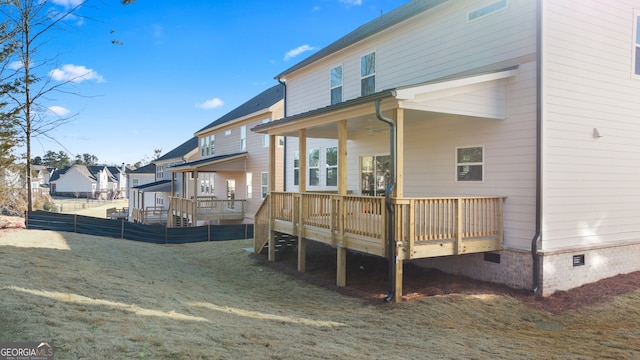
197, 98, 224, 109
49, 64, 105, 83
339, 0, 363, 5
48, 106, 70, 117
50, 0, 84, 8
8, 61, 24, 70
284, 45, 317, 61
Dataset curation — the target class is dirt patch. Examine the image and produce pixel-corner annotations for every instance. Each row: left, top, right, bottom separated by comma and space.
254, 240, 640, 314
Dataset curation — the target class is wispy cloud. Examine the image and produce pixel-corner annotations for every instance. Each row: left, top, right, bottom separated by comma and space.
284, 45, 317, 61
49, 64, 105, 83
50, 0, 84, 8
339, 0, 363, 6
197, 98, 224, 109
8, 61, 24, 70
48, 106, 70, 117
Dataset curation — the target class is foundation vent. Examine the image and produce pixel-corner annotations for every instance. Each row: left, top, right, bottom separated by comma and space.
573, 254, 585, 267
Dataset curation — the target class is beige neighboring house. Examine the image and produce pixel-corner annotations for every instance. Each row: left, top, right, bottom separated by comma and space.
167, 84, 285, 227
252, 0, 640, 300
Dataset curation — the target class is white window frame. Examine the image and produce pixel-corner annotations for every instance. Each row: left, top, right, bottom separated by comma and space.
209, 135, 215, 156
293, 151, 299, 186
240, 126, 247, 151
455, 145, 484, 182
261, 172, 268, 199
262, 119, 270, 147
246, 172, 252, 199
468, 0, 508, 23
325, 146, 338, 187
360, 52, 376, 96
331, 64, 343, 105
633, 9, 640, 77
308, 148, 320, 187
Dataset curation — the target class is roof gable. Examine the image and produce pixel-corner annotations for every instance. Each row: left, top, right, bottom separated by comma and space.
155, 136, 199, 162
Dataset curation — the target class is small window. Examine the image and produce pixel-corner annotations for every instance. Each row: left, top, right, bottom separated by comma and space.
309, 148, 320, 186
331, 65, 343, 105
634, 10, 640, 76
293, 151, 299, 186
246, 172, 252, 199
225, 130, 232, 136
240, 126, 246, 151
132, 179, 139, 187
456, 146, 484, 181
262, 119, 270, 147
326, 147, 337, 186
361, 52, 376, 96
468, 0, 507, 22
261, 172, 268, 199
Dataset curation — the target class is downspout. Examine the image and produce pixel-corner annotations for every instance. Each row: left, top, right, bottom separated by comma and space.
278, 77, 287, 191
530, 0, 543, 294
375, 100, 397, 303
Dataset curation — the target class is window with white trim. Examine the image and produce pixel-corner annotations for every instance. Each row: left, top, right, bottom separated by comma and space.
293, 151, 299, 186
325, 147, 337, 186
199, 173, 215, 195
456, 146, 484, 181
634, 10, 640, 76
262, 119, 270, 147
240, 126, 247, 151
331, 65, 343, 105
200, 135, 215, 157
261, 172, 268, 199
361, 52, 375, 96
308, 148, 320, 186
209, 135, 215, 155
132, 179, 139, 187
156, 164, 164, 180
468, 0, 507, 22
246, 172, 252, 199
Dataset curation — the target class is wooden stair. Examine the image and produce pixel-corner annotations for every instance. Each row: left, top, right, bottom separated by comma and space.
261, 232, 298, 259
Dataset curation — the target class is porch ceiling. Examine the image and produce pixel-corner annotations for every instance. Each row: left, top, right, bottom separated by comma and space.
254, 66, 518, 140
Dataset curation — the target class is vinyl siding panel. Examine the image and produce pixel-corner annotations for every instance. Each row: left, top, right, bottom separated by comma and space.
284, 0, 537, 117
542, 0, 640, 250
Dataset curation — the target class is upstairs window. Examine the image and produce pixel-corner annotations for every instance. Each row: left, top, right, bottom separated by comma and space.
200, 135, 214, 157
634, 10, 640, 76
361, 52, 376, 96
456, 146, 484, 182
209, 135, 215, 155
331, 65, 343, 105
262, 119, 270, 147
240, 126, 246, 151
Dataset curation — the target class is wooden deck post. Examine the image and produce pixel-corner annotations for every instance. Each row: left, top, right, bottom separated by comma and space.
336, 120, 348, 287
337, 247, 347, 287
395, 108, 404, 197
297, 194, 306, 272
268, 194, 276, 261
393, 257, 403, 302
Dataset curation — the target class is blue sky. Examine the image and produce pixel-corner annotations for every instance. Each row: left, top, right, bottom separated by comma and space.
19, 0, 409, 166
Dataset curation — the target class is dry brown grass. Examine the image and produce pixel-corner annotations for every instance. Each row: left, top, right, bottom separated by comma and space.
0, 227, 639, 359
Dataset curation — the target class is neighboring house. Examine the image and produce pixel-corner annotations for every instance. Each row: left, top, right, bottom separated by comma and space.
126, 163, 156, 220
106, 165, 128, 199
252, 0, 640, 300
167, 83, 285, 226
50, 164, 122, 199
129, 137, 199, 224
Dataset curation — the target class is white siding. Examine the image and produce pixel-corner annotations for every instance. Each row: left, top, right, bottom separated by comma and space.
284, 0, 537, 116
542, 0, 640, 250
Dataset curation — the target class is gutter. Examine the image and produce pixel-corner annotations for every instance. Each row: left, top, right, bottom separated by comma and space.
530, 0, 543, 294
375, 100, 397, 303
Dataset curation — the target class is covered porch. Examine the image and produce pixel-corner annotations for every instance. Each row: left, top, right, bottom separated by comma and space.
167, 152, 248, 227
252, 67, 516, 301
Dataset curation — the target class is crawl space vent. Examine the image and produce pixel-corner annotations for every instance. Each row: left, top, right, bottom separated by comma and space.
573, 254, 585, 267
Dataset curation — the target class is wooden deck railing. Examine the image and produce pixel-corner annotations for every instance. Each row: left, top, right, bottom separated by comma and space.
132, 206, 168, 224
254, 194, 270, 254
168, 197, 246, 227
255, 192, 504, 259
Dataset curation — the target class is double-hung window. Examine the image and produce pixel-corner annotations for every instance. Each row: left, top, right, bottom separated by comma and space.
634, 10, 640, 76
246, 172, 252, 199
325, 147, 337, 186
456, 146, 484, 181
240, 126, 246, 151
261, 172, 268, 199
262, 119, 270, 147
331, 65, 343, 105
293, 151, 299, 186
308, 148, 320, 186
361, 52, 375, 96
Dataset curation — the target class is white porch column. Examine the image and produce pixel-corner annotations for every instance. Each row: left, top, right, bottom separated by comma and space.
396, 108, 404, 198
297, 129, 307, 272
337, 119, 348, 287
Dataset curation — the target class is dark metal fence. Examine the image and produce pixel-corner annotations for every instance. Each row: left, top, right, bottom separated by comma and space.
26, 211, 253, 244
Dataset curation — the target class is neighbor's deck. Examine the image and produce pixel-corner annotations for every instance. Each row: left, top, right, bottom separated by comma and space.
167, 197, 246, 227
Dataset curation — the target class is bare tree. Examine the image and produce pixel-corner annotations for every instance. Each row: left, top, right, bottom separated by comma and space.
1, 0, 90, 212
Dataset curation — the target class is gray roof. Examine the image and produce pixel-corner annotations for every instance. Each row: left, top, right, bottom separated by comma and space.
129, 163, 156, 174
196, 84, 284, 133
155, 136, 199, 162
275, 0, 446, 79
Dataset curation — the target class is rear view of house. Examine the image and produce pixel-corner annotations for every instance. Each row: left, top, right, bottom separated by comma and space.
252, 0, 640, 300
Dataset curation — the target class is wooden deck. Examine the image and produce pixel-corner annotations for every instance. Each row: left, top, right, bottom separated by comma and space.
254, 192, 505, 301
131, 206, 167, 224
167, 197, 246, 227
